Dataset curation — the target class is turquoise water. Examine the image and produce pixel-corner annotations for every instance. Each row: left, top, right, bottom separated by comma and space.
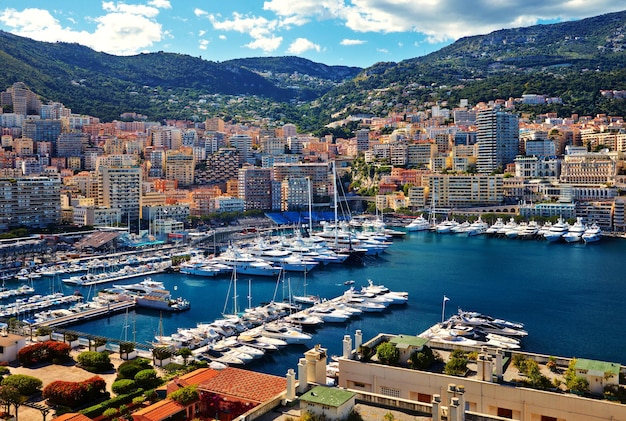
18, 231, 626, 376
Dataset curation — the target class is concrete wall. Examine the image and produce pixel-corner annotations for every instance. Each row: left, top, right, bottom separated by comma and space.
338, 359, 626, 421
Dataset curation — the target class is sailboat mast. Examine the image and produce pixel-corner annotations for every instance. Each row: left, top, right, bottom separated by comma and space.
332, 161, 338, 248
307, 176, 313, 234
247, 278, 252, 310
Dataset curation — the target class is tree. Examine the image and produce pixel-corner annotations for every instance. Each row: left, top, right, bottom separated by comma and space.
178, 348, 192, 366
134, 369, 160, 389
444, 350, 468, 376
112, 379, 137, 395
1, 374, 42, 396
376, 342, 399, 365
409, 346, 436, 370
0, 385, 23, 420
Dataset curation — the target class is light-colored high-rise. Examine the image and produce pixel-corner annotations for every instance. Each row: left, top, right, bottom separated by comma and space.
0, 176, 61, 229
476, 107, 519, 174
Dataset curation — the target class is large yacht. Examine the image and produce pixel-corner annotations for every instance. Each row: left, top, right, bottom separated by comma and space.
485, 218, 505, 235
405, 215, 430, 231
582, 223, 602, 243
544, 216, 569, 242
562, 217, 586, 243
466, 217, 489, 236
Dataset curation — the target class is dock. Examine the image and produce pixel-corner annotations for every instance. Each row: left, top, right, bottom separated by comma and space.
34, 300, 136, 328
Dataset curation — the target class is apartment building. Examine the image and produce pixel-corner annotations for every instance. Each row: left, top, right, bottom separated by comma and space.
273, 163, 332, 199
559, 151, 617, 185
238, 167, 273, 211
476, 107, 519, 174
0, 177, 61, 229
98, 166, 142, 224
422, 174, 504, 208
165, 150, 195, 187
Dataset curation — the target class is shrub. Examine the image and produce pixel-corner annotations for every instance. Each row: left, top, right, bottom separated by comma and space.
43, 376, 107, 408
347, 409, 364, 421
117, 358, 152, 380
112, 379, 137, 395
444, 351, 468, 376
77, 351, 114, 373
35, 326, 52, 336
376, 342, 399, 365
168, 385, 198, 406
79, 388, 144, 419
134, 369, 160, 389
409, 346, 436, 370
1, 374, 43, 396
17, 341, 71, 366
102, 407, 118, 418
511, 353, 527, 371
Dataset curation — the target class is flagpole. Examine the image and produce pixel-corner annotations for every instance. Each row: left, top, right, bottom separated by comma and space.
441, 295, 449, 324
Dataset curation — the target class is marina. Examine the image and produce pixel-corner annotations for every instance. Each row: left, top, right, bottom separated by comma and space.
1, 226, 625, 378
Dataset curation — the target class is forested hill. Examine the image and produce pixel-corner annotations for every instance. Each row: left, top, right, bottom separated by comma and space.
308, 10, 626, 126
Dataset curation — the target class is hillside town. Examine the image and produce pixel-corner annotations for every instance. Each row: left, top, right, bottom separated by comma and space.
1, 82, 626, 238
0, 81, 625, 421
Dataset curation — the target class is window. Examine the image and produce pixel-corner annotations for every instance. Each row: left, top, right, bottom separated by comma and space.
541, 416, 557, 421
417, 393, 431, 403
380, 386, 400, 398
497, 408, 513, 418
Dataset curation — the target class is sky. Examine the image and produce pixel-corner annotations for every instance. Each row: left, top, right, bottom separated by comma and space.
0, 1, 623, 68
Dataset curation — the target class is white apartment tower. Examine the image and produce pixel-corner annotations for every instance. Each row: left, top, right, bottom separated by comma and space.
476, 107, 519, 174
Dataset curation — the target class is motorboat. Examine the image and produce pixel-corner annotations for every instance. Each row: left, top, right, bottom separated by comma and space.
261, 322, 312, 344
497, 218, 518, 236
450, 221, 471, 234
435, 218, 459, 234
562, 217, 586, 243
466, 217, 489, 236
517, 220, 539, 239
485, 218, 505, 235
308, 305, 351, 323
544, 217, 569, 242
180, 261, 231, 277
284, 312, 324, 326
582, 223, 602, 243
405, 215, 430, 231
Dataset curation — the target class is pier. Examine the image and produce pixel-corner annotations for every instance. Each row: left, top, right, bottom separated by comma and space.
34, 300, 136, 328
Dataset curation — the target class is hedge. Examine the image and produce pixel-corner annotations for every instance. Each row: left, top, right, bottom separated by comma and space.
79, 388, 145, 419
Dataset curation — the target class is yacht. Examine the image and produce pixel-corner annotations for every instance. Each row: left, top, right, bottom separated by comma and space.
180, 261, 231, 277
485, 218, 505, 235
405, 215, 430, 231
450, 221, 471, 234
582, 223, 602, 243
517, 220, 539, 239
435, 218, 459, 234
466, 217, 489, 236
308, 305, 352, 323
261, 322, 312, 344
209, 246, 282, 277
562, 217, 586, 243
544, 217, 569, 242
497, 218, 518, 236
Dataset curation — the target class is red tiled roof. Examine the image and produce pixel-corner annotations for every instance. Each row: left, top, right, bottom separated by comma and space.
199, 367, 286, 403
177, 367, 220, 386
132, 398, 185, 421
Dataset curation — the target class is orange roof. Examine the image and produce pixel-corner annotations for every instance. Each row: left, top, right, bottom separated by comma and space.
177, 367, 220, 386
54, 414, 93, 421
132, 398, 185, 421
199, 367, 286, 403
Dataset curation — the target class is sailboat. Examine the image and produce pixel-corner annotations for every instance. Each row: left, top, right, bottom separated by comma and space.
292, 268, 320, 305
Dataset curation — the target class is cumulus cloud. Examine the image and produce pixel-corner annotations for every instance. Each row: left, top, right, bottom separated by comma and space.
148, 0, 171, 8
199, 39, 209, 50
340, 38, 366, 46
194, 8, 208, 17
208, 12, 284, 52
262, 0, 625, 43
287, 37, 321, 54
0, 2, 167, 55
219, 35, 227, 40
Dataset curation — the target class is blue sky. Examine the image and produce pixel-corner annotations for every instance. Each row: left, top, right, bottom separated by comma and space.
0, 1, 623, 68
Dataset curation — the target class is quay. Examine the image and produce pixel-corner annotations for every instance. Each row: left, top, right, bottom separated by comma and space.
33, 300, 136, 328
64, 266, 170, 286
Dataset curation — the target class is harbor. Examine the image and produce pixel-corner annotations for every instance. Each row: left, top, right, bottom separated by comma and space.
0, 225, 625, 378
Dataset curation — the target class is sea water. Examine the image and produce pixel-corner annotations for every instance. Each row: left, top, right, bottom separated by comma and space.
17, 231, 626, 376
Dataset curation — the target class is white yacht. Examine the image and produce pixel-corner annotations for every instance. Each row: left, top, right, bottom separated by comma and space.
517, 220, 539, 239
435, 218, 459, 234
466, 217, 489, 236
261, 322, 312, 344
497, 218, 518, 236
562, 217, 586, 243
544, 217, 569, 242
405, 215, 430, 231
450, 221, 471, 234
180, 261, 231, 277
209, 246, 282, 277
308, 305, 352, 323
485, 218, 505, 235
582, 223, 602, 243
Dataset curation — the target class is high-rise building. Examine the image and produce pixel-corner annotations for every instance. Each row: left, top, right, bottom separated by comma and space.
57, 133, 89, 158
229, 134, 253, 165
282, 123, 297, 138
22, 119, 63, 144
98, 165, 142, 226
476, 108, 519, 174
238, 167, 273, 210
165, 150, 195, 187
0, 176, 61, 230
356, 129, 370, 152
0, 83, 41, 116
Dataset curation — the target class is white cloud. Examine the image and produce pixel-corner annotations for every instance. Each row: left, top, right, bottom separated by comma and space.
340, 38, 366, 46
263, 0, 626, 44
198, 30, 206, 37
287, 37, 321, 54
148, 0, 171, 8
208, 12, 283, 52
0, 3, 166, 56
219, 35, 227, 40
377, 48, 389, 54
194, 8, 208, 17
199, 39, 209, 50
